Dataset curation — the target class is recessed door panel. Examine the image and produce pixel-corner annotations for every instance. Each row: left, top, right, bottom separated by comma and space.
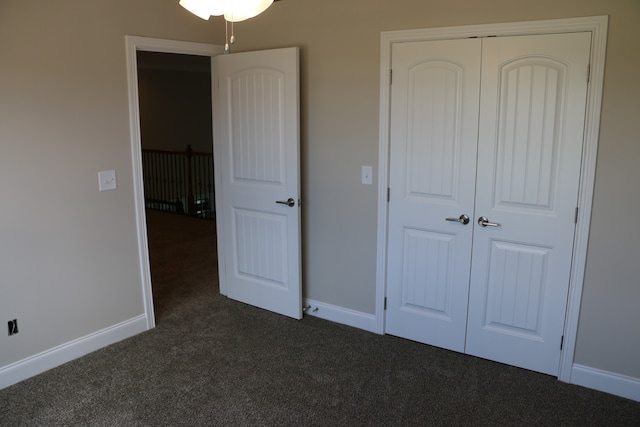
406, 62, 462, 200
230, 70, 285, 185
400, 228, 455, 318
234, 208, 287, 286
496, 60, 565, 210
483, 240, 549, 335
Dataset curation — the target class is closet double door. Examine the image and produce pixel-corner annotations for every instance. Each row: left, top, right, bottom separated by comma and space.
385, 33, 591, 376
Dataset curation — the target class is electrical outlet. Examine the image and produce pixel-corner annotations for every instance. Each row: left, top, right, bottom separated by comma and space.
8, 319, 18, 336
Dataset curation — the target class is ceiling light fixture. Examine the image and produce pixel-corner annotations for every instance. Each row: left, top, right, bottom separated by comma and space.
179, 0, 275, 52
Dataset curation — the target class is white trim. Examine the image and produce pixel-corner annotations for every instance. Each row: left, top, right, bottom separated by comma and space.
210, 55, 227, 296
557, 16, 609, 383
374, 33, 391, 335
376, 16, 608, 380
571, 364, 640, 402
0, 315, 147, 390
125, 36, 224, 328
303, 299, 378, 334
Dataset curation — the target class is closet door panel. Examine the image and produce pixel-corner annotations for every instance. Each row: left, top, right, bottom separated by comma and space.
466, 32, 591, 375
385, 38, 481, 352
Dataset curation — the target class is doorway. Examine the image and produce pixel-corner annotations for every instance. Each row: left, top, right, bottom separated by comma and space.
125, 36, 224, 328
385, 32, 591, 376
376, 16, 608, 382
136, 50, 216, 321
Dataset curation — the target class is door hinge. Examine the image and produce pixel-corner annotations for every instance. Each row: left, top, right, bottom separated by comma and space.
384, 297, 387, 310
560, 335, 564, 350
574, 207, 579, 224
389, 69, 393, 85
587, 64, 591, 83
387, 187, 390, 202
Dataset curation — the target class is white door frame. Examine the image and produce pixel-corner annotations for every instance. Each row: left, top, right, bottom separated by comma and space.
375, 16, 608, 382
125, 36, 225, 330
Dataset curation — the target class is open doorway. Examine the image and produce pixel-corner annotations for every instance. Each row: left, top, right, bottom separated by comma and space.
125, 36, 224, 328
136, 50, 217, 322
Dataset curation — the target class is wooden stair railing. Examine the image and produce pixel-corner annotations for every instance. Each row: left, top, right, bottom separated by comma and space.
141, 145, 214, 220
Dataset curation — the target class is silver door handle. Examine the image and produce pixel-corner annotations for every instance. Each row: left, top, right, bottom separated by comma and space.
478, 216, 501, 227
276, 198, 296, 207
445, 214, 470, 225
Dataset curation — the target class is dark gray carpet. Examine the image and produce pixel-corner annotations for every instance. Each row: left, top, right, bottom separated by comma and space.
1, 211, 639, 426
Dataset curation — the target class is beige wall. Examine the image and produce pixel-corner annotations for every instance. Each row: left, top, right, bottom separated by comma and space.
234, 0, 640, 377
1, 0, 638, 381
0, 0, 222, 368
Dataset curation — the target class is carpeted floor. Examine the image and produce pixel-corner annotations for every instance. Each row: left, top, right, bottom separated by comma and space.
1, 210, 639, 426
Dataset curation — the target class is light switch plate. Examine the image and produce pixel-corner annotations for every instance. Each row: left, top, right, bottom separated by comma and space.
98, 170, 117, 192
362, 166, 373, 185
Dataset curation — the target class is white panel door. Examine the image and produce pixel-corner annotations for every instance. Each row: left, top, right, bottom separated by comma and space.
213, 48, 302, 319
465, 33, 591, 375
385, 39, 481, 352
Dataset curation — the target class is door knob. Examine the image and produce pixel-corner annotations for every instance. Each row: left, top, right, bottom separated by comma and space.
477, 216, 501, 227
276, 198, 296, 207
445, 214, 470, 225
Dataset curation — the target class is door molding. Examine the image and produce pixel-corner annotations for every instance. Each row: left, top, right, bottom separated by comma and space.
375, 16, 608, 382
124, 36, 224, 330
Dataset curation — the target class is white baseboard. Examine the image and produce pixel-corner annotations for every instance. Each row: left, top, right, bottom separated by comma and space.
0, 314, 149, 390
303, 298, 378, 334
571, 363, 640, 402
